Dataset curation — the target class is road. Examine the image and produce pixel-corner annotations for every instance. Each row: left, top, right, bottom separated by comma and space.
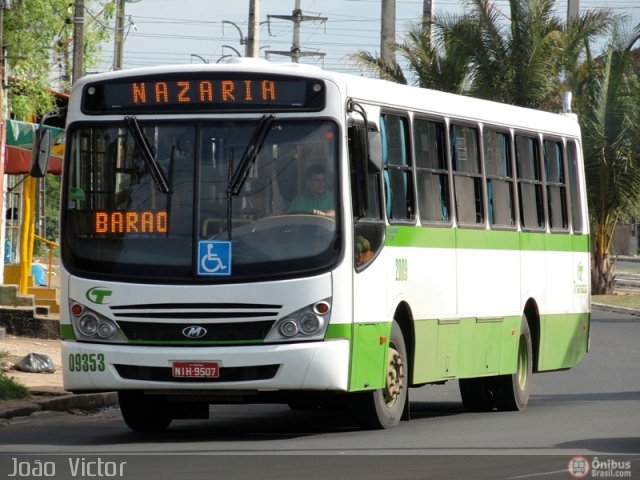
0, 309, 638, 480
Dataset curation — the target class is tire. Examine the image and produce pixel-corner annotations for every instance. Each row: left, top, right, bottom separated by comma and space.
459, 377, 494, 412
118, 390, 172, 432
492, 316, 533, 411
350, 321, 408, 429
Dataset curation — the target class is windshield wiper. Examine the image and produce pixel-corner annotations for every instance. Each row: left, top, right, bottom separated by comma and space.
224, 115, 275, 241
125, 116, 171, 194
228, 114, 275, 196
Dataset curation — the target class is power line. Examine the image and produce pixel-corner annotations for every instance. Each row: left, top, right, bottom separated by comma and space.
92, 0, 639, 74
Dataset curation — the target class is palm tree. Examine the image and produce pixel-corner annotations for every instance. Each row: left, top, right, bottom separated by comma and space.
430, 0, 567, 108
348, 25, 473, 93
560, 9, 614, 100
578, 23, 640, 294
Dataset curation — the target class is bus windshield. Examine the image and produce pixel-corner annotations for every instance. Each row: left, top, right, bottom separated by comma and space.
62, 119, 341, 282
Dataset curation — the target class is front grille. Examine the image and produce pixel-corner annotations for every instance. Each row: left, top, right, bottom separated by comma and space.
117, 320, 275, 343
109, 302, 282, 344
114, 364, 280, 383
110, 302, 281, 320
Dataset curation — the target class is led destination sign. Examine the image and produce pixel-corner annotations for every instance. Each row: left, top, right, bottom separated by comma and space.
82, 73, 326, 114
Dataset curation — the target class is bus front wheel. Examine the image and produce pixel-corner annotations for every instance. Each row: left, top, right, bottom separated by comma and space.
118, 390, 172, 432
349, 321, 408, 429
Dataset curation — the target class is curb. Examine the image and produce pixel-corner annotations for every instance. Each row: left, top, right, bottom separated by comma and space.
591, 303, 640, 317
0, 392, 118, 420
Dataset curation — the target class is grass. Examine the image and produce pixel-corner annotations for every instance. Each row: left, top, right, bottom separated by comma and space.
592, 294, 640, 310
614, 265, 640, 274
0, 373, 30, 400
0, 350, 30, 400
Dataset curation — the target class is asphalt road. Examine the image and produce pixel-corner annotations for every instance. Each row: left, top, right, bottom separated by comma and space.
0, 308, 638, 479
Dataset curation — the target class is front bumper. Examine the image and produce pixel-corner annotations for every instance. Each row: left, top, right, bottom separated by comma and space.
62, 339, 350, 393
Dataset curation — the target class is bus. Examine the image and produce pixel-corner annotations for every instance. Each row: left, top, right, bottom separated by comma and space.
56, 59, 590, 431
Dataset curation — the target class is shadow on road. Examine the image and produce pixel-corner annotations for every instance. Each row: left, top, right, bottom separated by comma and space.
556, 437, 640, 454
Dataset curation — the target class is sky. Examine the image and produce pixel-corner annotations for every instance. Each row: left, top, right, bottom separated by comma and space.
88, 0, 640, 79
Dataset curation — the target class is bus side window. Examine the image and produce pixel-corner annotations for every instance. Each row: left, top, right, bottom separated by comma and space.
567, 140, 583, 233
381, 114, 415, 223
349, 124, 384, 270
451, 124, 483, 225
544, 139, 568, 231
516, 135, 545, 230
484, 129, 515, 228
414, 117, 449, 223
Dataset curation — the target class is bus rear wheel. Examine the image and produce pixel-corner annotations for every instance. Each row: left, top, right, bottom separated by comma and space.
459, 377, 494, 412
118, 390, 172, 432
493, 316, 533, 411
349, 321, 408, 429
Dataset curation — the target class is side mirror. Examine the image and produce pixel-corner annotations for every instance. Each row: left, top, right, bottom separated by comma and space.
29, 127, 52, 178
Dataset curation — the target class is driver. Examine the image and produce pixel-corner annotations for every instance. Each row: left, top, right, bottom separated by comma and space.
288, 164, 335, 218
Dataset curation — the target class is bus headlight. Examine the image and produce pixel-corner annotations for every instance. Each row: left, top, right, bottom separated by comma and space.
279, 320, 299, 337
299, 313, 321, 335
78, 314, 99, 336
69, 300, 126, 343
97, 320, 118, 338
266, 298, 331, 342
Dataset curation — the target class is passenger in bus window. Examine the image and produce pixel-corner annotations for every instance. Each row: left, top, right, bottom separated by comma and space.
288, 164, 335, 217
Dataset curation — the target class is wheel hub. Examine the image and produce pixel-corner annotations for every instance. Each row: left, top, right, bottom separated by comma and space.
385, 347, 404, 404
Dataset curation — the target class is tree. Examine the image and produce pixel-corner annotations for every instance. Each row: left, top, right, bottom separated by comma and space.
3, 0, 114, 118
350, 0, 612, 110
577, 23, 640, 294
433, 0, 589, 109
349, 21, 473, 94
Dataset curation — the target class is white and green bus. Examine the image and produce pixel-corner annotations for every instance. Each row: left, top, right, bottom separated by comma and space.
57, 59, 590, 431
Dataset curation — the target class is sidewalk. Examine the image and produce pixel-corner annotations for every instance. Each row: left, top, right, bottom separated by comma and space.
0, 335, 117, 421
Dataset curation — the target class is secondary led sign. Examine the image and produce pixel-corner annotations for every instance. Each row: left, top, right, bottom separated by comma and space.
95, 211, 168, 234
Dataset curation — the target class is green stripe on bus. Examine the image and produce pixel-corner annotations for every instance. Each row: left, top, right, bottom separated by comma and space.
344, 312, 590, 388
538, 312, 589, 371
411, 316, 522, 383
325, 323, 352, 340
60, 324, 76, 340
386, 225, 589, 252
126, 340, 264, 346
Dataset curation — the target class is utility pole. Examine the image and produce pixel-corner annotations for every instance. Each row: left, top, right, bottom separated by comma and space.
563, 0, 579, 112
246, 0, 260, 58
72, 0, 85, 84
267, 0, 327, 63
381, 0, 396, 68
567, 0, 579, 21
114, 0, 125, 70
422, 0, 433, 40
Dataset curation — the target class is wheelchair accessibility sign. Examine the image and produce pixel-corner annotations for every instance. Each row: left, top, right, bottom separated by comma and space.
198, 241, 232, 276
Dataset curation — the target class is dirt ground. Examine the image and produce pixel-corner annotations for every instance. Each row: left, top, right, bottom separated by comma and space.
0, 334, 65, 393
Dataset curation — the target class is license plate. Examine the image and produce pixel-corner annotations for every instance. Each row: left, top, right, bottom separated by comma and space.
172, 361, 220, 378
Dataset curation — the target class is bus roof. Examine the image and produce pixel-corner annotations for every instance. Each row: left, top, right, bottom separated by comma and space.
72, 59, 580, 138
